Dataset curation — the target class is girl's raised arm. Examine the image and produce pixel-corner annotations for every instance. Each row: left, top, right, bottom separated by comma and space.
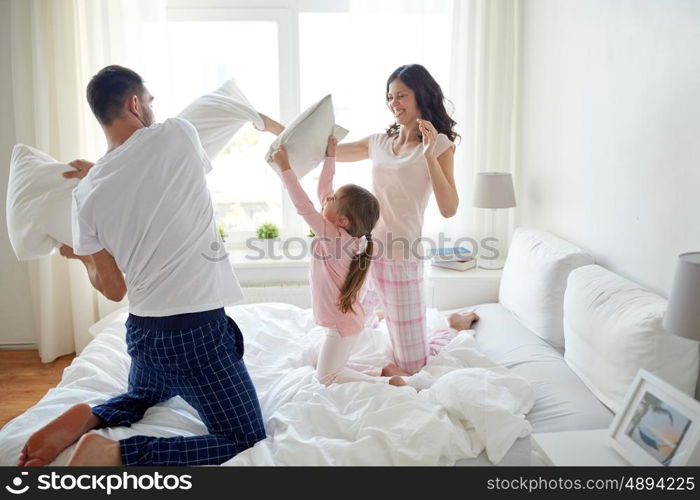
272, 147, 330, 237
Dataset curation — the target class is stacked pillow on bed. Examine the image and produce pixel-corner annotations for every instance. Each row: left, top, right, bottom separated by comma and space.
498, 227, 700, 414
6, 79, 346, 262
563, 264, 699, 412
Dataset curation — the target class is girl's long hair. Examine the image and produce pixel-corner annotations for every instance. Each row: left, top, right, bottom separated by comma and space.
385, 64, 459, 143
336, 184, 380, 314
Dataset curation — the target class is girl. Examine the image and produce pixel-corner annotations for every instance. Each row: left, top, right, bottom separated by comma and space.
271, 136, 405, 387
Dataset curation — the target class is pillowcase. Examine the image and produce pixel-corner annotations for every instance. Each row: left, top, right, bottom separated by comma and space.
6, 144, 78, 260
498, 228, 594, 348
563, 264, 699, 413
177, 78, 264, 160
265, 94, 348, 178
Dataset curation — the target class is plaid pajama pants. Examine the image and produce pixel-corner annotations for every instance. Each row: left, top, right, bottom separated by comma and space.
361, 258, 457, 374
91, 308, 266, 466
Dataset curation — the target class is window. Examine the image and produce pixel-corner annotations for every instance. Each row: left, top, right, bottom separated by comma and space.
157, 0, 453, 247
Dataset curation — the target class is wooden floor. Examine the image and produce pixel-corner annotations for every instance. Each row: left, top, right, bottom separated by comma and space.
0, 350, 75, 428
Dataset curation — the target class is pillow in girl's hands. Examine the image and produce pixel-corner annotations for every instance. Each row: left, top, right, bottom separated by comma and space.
6, 144, 77, 261
177, 78, 264, 160
265, 94, 348, 178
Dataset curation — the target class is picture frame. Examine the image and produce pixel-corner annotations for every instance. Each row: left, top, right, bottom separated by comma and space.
608, 369, 700, 466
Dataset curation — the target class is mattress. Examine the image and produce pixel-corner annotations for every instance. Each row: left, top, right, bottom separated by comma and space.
454, 303, 613, 466
0, 302, 612, 466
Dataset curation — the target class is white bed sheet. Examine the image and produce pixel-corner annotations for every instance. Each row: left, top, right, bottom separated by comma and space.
0, 302, 607, 466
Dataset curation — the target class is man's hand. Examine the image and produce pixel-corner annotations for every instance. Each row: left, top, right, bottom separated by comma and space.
60, 246, 127, 302
271, 146, 291, 172
63, 159, 94, 180
59, 245, 81, 260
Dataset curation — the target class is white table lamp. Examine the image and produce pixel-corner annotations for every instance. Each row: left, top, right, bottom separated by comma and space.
473, 172, 516, 269
663, 252, 700, 341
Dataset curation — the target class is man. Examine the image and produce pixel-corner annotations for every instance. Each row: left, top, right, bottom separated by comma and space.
18, 65, 266, 466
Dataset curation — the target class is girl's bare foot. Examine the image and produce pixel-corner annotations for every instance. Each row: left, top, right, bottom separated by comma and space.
381, 362, 410, 377
18, 403, 101, 466
448, 311, 480, 331
67, 434, 122, 466
388, 376, 407, 387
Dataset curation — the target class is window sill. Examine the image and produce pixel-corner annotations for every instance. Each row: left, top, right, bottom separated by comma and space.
228, 249, 310, 285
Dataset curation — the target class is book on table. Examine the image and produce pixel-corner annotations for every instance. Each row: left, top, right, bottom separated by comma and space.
428, 247, 472, 262
431, 258, 477, 272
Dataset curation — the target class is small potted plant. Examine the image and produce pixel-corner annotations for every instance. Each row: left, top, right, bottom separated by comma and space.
305, 228, 315, 254
255, 222, 280, 258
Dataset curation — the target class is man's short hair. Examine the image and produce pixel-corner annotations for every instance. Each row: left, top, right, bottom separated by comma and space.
86, 65, 146, 126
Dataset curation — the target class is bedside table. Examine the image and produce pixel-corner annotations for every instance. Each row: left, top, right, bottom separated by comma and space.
530, 430, 629, 466
425, 264, 502, 309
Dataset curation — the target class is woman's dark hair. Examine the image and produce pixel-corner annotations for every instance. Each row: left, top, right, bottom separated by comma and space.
87, 65, 146, 126
336, 184, 380, 314
385, 64, 459, 143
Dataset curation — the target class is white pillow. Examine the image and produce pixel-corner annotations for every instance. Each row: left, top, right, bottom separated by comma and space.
6, 144, 78, 260
563, 265, 699, 413
265, 94, 348, 178
498, 228, 594, 348
177, 78, 264, 160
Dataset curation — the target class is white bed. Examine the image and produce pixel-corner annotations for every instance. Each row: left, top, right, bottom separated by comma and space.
0, 300, 610, 466
2, 228, 695, 466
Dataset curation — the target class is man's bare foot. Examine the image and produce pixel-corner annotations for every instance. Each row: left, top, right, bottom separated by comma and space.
381, 362, 410, 377
18, 403, 101, 466
448, 311, 480, 331
67, 433, 122, 466
388, 376, 407, 387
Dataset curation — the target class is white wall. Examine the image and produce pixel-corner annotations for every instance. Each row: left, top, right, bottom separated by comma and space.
516, 0, 700, 296
0, 0, 37, 345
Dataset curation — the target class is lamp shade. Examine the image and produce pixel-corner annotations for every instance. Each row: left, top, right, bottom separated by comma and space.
472, 172, 516, 208
663, 252, 700, 341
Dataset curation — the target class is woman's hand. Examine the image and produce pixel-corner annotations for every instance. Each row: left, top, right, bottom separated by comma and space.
63, 159, 94, 179
258, 113, 285, 136
271, 145, 291, 171
325, 135, 337, 157
418, 119, 438, 159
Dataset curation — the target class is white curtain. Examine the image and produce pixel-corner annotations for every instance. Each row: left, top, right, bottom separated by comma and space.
10, 0, 166, 362
446, 0, 520, 257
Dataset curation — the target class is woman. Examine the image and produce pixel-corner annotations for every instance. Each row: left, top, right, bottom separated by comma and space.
260, 64, 478, 378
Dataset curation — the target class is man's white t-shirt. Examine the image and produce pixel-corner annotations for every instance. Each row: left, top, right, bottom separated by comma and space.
71, 118, 243, 317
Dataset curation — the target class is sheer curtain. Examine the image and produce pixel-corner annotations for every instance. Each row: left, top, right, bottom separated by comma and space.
10, 0, 166, 362
445, 0, 520, 256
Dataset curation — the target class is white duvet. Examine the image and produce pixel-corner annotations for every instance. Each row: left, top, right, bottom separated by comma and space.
0, 303, 534, 466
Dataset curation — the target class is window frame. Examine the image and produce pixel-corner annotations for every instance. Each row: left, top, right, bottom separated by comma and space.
166, 1, 351, 248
